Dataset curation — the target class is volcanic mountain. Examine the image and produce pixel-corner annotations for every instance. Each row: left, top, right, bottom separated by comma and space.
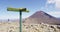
24, 11, 60, 25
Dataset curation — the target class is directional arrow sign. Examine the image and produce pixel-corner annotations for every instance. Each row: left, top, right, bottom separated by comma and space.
7, 7, 29, 12
7, 7, 29, 32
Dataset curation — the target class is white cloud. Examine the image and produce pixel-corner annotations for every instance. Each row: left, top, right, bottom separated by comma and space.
47, 0, 55, 4
46, 0, 60, 9
45, 0, 55, 9
47, 11, 60, 17
55, 0, 60, 9
45, 0, 60, 17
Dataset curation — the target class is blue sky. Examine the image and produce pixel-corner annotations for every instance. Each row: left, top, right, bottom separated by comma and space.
0, 0, 60, 19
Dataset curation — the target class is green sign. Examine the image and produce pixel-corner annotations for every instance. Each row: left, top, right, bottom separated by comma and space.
7, 7, 29, 32
7, 7, 29, 12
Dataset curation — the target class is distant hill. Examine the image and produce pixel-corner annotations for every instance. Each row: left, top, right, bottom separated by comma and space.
24, 11, 60, 25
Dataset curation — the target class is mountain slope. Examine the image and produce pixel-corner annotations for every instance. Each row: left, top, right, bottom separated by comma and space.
24, 11, 60, 25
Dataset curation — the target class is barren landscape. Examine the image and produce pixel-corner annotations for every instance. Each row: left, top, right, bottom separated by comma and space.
0, 11, 60, 32
0, 0, 60, 32
0, 21, 60, 32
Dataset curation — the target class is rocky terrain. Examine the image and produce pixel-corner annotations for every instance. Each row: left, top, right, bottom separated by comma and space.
0, 21, 19, 32
24, 11, 60, 25
0, 11, 60, 32
23, 23, 60, 32
0, 21, 60, 32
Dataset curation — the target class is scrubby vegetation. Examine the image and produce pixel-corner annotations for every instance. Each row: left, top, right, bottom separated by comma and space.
0, 22, 60, 32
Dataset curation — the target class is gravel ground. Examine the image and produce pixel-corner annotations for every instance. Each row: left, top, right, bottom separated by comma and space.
0, 22, 60, 32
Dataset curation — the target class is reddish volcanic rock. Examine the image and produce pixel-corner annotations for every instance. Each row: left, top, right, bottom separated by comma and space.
24, 11, 60, 25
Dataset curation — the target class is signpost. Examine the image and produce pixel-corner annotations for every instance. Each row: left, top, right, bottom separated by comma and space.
7, 7, 29, 32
